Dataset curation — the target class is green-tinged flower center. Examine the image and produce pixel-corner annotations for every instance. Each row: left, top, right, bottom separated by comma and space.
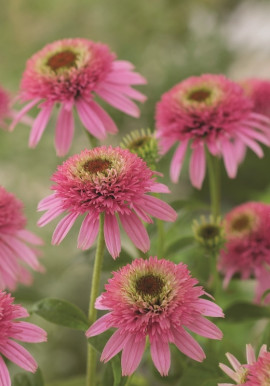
198, 224, 220, 240
230, 213, 254, 233
129, 136, 151, 150
188, 88, 211, 102
83, 158, 112, 174
238, 367, 249, 384
135, 274, 164, 297
47, 50, 77, 71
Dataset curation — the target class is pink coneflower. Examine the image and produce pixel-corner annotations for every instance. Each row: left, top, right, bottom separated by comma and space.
38, 146, 176, 259
240, 78, 270, 118
218, 202, 270, 303
156, 74, 270, 189
0, 86, 10, 129
246, 349, 270, 385
86, 257, 224, 376
0, 291, 46, 386
219, 344, 267, 385
0, 186, 44, 290
11, 38, 146, 156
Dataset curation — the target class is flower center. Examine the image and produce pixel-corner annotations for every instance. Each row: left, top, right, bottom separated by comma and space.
231, 214, 253, 233
47, 50, 77, 71
83, 158, 112, 174
198, 224, 220, 240
188, 88, 211, 102
135, 274, 164, 297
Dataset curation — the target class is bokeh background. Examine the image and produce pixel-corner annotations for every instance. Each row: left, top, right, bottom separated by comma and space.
1, 1, 270, 385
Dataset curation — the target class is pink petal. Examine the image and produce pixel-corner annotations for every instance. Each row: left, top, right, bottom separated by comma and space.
52, 212, 79, 245
121, 335, 145, 376
105, 71, 147, 85
101, 330, 128, 362
239, 126, 270, 146
96, 87, 140, 118
0, 340, 37, 372
9, 98, 40, 131
89, 101, 118, 134
1, 235, 40, 270
137, 195, 177, 222
149, 183, 170, 194
95, 295, 111, 310
28, 103, 54, 147
104, 214, 121, 259
38, 206, 65, 227
12, 306, 29, 319
132, 204, 153, 223
77, 213, 99, 250
55, 103, 74, 156
221, 138, 238, 178
226, 353, 241, 371
112, 60, 135, 71
196, 299, 224, 317
118, 86, 147, 102
185, 316, 223, 340
86, 313, 112, 338
38, 194, 61, 211
219, 363, 239, 383
246, 344, 256, 364
0, 356, 11, 386
17, 229, 43, 245
236, 132, 263, 158
170, 140, 189, 183
76, 99, 106, 139
9, 322, 47, 343
172, 326, 206, 362
250, 112, 270, 125
150, 339, 171, 376
189, 145, 206, 189
234, 139, 246, 165
119, 212, 150, 252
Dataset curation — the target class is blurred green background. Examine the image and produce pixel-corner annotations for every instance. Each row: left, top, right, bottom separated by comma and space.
1, 0, 270, 385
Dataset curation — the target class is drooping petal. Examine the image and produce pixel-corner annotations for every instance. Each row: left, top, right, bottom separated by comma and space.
9, 98, 40, 131
104, 214, 121, 259
100, 330, 128, 363
121, 335, 145, 376
105, 71, 147, 85
16, 229, 43, 245
55, 103, 74, 156
29, 103, 54, 147
52, 212, 79, 245
96, 87, 140, 117
170, 140, 189, 183
86, 313, 112, 338
189, 145, 206, 189
1, 235, 40, 270
149, 182, 170, 194
137, 195, 177, 222
76, 99, 106, 139
0, 356, 11, 386
9, 322, 47, 343
37, 206, 65, 227
221, 138, 238, 178
89, 101, 118, 134
196, 299, 224, 318
0, 340, 37, 372
77, 213, 99, 250
119, 212, 150, 252
172, 327, 206, 362
150, 339, 171, 376
185, 316, 223, 340
236, 131, 264, 158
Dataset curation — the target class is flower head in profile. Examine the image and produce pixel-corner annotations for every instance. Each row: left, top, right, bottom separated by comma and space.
0, 186, 44, 290
219, 344, 267, 385
156, 74, 270, 189
240, 78, 270, 118
218, 202, 270, 303
38, 147, 176, 259
11, 38, 147, 156
120, 128, 160, 170
193, 215, 225, 254
0, 291, 47, 386
86, 257, 224, 376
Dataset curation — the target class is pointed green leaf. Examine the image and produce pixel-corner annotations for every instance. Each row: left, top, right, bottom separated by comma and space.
31, 298, 89, 331
224, 302, 270, 322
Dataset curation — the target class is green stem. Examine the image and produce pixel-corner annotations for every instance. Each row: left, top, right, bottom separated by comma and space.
124, 375, 134, 386
206, 151, 221, 219
86, 213, 105, 386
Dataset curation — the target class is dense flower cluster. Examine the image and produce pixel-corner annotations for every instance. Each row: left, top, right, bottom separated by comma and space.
86, 257, 224, 376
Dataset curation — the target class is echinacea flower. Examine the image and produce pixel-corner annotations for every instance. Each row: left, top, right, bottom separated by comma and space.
156, 74, 270, 189
219, 344, 267, 385
38, 146, 176, 259
11, 38, 147, 156
240, 78, 270, 118
245, 348, 270, 385
218, 202, 270, 303
0, 291, 47, 386
0, 186, 44, 290
86, 257, 224, 376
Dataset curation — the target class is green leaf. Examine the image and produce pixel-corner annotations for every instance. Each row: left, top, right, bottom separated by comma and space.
46, 376, 85, 386
224, 302, 270, 322
31, 298, 89, 331
166, 236, 194, 255
88, 329, 112, 354
13, 368, 44, 386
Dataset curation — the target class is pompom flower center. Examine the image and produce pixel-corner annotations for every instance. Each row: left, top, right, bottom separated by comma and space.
230, 213, 255, 234
135, 274, 164, 297
47, 50, 77, 71
83, 158, 112, 174
188, 88, 212, 103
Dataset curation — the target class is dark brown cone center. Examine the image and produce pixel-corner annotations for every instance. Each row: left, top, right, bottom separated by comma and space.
231, 214, 251, 232
129, 137, 150, 150
47, 50, 77, 71
188, 89, 211, 102
198, 225, 220, 240
83, 158, 112, 174
135, 274, 164, 297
